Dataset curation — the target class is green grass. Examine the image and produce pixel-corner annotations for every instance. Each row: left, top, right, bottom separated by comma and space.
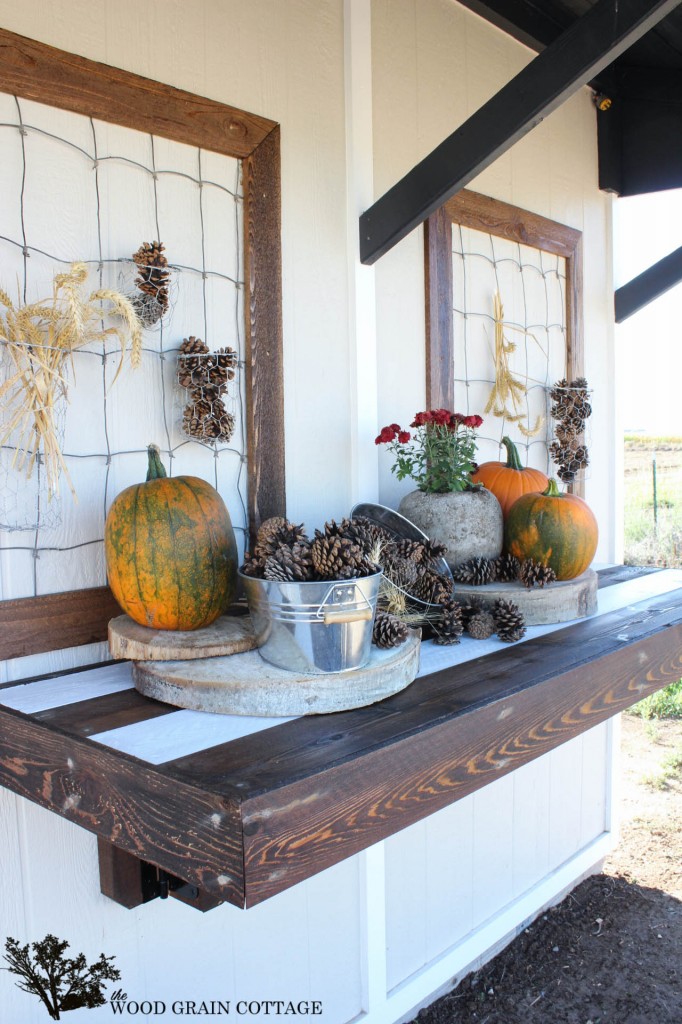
629, 680, 682, 720
623, 436, 682, 568
640, 744, 682, 790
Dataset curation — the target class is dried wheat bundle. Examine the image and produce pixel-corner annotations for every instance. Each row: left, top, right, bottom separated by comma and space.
0, 262, 142, 499
484, 291, 544, 438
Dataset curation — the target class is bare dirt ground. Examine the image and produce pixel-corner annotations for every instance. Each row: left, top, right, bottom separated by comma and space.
412, 716, 682, 1024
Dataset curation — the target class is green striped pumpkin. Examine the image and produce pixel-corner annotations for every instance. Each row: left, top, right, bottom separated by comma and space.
504, 478, 598, 580
105, 445, 238, 630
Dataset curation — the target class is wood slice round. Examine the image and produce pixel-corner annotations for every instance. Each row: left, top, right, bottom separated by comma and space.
451, 568, 598, 625
132, 630, 421, 716
109, 613, 257, 661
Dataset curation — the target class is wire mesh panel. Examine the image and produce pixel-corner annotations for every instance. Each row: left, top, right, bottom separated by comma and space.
0, 93, 247, 600
452, 223, 568, 475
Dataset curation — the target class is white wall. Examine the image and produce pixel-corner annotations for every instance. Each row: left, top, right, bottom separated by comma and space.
372, 0, 616, 564
0, 1, 617, 1021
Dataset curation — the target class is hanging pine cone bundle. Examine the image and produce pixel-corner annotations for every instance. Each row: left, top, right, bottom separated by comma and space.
549, 376, 592, 482
132, 241, 170, 324
373, 611, 409, 649
452, 556, 497, 586
492, 598, 526, 642
519, 558, 557, 589
467, 610, 496, 640
433, 597, 464, 645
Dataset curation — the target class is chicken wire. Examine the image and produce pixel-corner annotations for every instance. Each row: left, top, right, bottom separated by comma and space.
0, 94, 247, 599
452, 222, 570, 477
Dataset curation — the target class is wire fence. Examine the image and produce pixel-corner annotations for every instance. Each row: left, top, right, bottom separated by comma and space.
0, 94, 247, 600
451, 223, 570, 475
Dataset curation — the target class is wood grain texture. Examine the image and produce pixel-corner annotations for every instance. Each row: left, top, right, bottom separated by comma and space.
236, 593, 682, 904
34, 688, 176, 736
0, 27, 275, 159
0, 704, 245, 904
108, 613, 257, 662
444, 189, 581, 257
424, 207, 454, 409
97, 838, 158, 909
242, 125, 286, 543
0, 587, 121, 661
2, 569, 680, 910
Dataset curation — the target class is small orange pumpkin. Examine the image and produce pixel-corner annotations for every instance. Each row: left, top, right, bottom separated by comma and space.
504, 478, 598, 580
105, 445, 238, 630
472, 436, 549, 518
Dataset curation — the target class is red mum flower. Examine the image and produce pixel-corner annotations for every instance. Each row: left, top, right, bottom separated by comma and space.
463, 414, 483, 428
411, 411, 432, 427
449, 412, 466, 427
375, 425, 397, 445
398, 430, 411, 444
431, 408, 451, 426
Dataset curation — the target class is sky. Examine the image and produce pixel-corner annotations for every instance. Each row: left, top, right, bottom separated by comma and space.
614, 188, 682, 436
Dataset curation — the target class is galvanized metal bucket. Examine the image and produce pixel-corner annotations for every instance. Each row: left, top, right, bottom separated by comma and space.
240, 570, 382, 674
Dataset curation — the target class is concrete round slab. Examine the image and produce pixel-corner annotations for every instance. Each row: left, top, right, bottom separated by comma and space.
133, 630, 421, 716
109, 613, 257, 661
451, 568, 598, 625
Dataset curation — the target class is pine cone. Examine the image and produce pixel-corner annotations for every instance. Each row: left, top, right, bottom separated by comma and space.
264, 555, 295, 582
310, 534, 370, 579
179, 336, 209, 355
467, 610, 496, 639
495, 553, 521, 583
570, 376, 589, 390
382, 551, 421, 589
433, 597, 464, 645
255, 517, 307, 557
459, 595, 486, 626
132, 241, 170, 321
519, 558, 557, 588
346, 516, 391, 556
410, 568, 453, 605
373, 611, 409, 649
240, 552, 266, 578
452, 556, 496, 586
493, 598, 526, 643
265, 541, 314, 582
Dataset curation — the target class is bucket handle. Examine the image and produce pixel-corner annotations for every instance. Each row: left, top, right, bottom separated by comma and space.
317, 583, 374, 626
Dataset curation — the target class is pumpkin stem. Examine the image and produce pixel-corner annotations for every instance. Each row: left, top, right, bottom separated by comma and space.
543, 477, 563, 498
501, 435, 524, 471
146, 444, 168, 481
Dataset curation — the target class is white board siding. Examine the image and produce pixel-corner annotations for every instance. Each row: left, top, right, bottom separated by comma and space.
0, 1, 618, 1021
384, 724, 611, 993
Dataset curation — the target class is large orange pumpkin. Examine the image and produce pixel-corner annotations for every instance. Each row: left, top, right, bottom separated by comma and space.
472, 436, 549, 518
105, 445, 238, 630
504, 478, 598, 580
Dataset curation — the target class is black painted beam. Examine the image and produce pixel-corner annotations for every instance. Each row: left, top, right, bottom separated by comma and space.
615, 246, 682, 322
360, 0, 682, 266
455, 0, 570, 52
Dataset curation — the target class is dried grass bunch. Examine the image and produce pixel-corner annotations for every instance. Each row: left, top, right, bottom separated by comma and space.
485, 291, 544, 438
0, 262, 142, 499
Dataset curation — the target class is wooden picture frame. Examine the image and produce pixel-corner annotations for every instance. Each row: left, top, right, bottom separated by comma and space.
424, 188, 584, 491
0, 28, 285, 660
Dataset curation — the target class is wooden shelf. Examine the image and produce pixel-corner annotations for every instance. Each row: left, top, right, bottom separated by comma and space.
0, 565, 680, 909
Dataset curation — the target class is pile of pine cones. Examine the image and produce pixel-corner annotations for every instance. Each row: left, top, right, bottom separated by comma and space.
549, 376, 592, 484
241, 515, 527, 649
241, 516, 379, 584
131, 241, 171, 326
452, 553, 556, 589
178, 335, 238, 442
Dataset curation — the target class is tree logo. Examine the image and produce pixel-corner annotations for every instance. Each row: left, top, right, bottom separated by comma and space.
3, 933, 120, 1019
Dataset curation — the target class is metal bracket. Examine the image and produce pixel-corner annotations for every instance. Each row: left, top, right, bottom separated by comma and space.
98, 840, 223, 913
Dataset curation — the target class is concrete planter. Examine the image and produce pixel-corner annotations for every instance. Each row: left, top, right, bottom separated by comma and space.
398, 487, 503, 570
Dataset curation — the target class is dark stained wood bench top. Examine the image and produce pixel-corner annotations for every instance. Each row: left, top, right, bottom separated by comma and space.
0, 564, 680, 908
